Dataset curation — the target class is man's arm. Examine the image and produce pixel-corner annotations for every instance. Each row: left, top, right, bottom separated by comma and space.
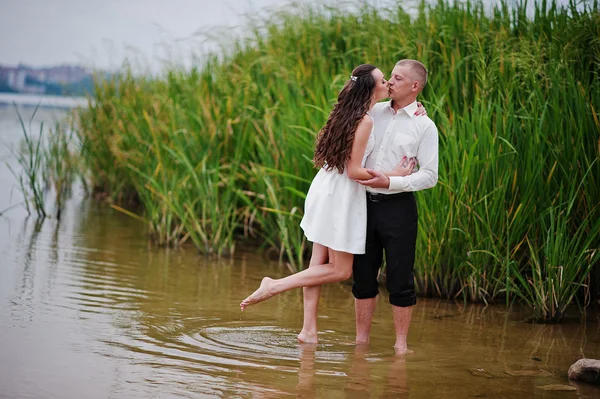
388, 123, 438, 191
358, 123, 438, 190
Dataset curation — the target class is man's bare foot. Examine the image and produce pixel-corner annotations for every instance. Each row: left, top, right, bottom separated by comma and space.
393, 346, 414, 355
240, 277, 275, 310
297, 330, 318, 344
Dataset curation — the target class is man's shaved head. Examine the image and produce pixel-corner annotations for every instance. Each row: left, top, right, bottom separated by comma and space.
395, 59, 428, 91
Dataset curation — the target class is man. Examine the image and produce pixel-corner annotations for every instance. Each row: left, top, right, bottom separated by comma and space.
353, 59, 439, 353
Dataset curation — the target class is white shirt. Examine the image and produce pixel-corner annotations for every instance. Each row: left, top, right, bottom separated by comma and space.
365, 100, 438, 194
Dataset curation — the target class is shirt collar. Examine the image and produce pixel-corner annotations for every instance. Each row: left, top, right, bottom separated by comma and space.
387, 100, 418, 118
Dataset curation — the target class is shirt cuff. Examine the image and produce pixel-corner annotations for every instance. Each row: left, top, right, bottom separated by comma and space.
388, 176, 405, 190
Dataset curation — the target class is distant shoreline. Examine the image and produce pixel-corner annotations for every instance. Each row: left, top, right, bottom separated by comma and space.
0, 92, 89, 109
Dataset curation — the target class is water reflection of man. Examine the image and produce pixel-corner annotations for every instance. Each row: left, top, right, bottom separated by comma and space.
344, 344, 372, 397
382, 353, 409, 398
344, 346, 409, 398
296, 345, 409, 398
353, 59, 438, 353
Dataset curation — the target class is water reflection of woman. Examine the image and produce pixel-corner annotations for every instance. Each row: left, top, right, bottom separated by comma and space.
240, 64, 422, 343
296, 344, 317, 397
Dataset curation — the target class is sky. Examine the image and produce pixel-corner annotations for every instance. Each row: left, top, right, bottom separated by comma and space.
0, 0, 579, 72
0, 0, 356, 71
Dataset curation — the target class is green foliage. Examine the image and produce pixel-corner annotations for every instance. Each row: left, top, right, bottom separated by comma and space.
7, 105, 47, 218
6, 105, 83, 220
45, 122, 79, 219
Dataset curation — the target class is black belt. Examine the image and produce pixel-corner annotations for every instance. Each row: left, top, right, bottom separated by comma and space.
367, 191, 413, 202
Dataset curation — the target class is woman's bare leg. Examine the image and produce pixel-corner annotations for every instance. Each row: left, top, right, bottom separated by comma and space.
297, 244, 331, 344
240, 249, 354, 310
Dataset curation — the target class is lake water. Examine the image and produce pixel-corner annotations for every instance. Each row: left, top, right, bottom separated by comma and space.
0, 93, 88, 109
1, 105, 599, 398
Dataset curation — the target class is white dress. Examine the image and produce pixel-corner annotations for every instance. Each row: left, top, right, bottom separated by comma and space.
300, 114, 375, 254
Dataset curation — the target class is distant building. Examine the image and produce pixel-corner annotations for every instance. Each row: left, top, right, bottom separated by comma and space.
45, 65, 88, 84
1, 68, 17, 87
22, 84, 45, 94
14, 69, 27, 91
29, 69, 47, 82
0, 64, 93, 95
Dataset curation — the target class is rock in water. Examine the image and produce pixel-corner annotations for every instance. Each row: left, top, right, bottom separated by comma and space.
505, 369, 553, 377
536, 384, 577, 391
469, 368, 493, 378
568, 358, 600, 385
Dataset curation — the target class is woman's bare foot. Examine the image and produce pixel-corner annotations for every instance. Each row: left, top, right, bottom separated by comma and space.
240, 277, 275, 310
297, 330, 318, 344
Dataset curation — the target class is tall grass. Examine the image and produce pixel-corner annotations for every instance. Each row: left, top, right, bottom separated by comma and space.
512, 201, 600, 322
5, 104, 82, 220
45, 122, 79, 219
7, 105, 47, 218
63, 0, 599, 321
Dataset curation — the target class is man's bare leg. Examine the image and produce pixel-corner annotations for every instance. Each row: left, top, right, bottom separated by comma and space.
297, 245, 330, 344
355, 297, 377, 344
392, 305, 413, 354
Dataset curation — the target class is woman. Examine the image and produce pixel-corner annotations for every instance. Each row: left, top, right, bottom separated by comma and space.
240, 64, 416, 340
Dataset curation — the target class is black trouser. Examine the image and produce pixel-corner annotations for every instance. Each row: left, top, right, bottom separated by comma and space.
352, 191, 418, 307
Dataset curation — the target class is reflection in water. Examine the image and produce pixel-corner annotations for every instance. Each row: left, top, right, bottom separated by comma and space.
384, 353, 409, 398
296, 344, 317, 397
344, 345, 408, 399
345, 344, 372, 397
0, 195, 600, 398
11, 217, 44, 327
295, 342, 411, 398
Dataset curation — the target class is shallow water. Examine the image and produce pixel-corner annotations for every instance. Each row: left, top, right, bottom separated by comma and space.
1, 107, 599, 398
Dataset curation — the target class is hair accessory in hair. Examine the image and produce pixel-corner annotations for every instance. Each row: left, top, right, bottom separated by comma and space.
350, 76, 357, 81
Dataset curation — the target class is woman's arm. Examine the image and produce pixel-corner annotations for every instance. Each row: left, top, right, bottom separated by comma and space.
347, 116, 417, 180
387, 157, 416, 176
346, 116, 377, 180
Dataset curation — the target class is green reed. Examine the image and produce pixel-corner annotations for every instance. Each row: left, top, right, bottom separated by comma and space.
6, 105, 82, 220
511, 200, 600, 322
61, 0, 599, 320
7, 105, 47, 218
45, 122, 79, 219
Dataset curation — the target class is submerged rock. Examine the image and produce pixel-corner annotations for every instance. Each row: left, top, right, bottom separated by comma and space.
469, 368, 493, 378
504, 369, 553, 377
536, 384, 576, 391
568, 358, 600, 385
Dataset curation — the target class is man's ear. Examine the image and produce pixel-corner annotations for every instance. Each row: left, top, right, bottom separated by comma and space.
412, 81, 419, 92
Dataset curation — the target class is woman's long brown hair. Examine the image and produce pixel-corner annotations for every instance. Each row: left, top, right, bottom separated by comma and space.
313, 64, 377, 173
